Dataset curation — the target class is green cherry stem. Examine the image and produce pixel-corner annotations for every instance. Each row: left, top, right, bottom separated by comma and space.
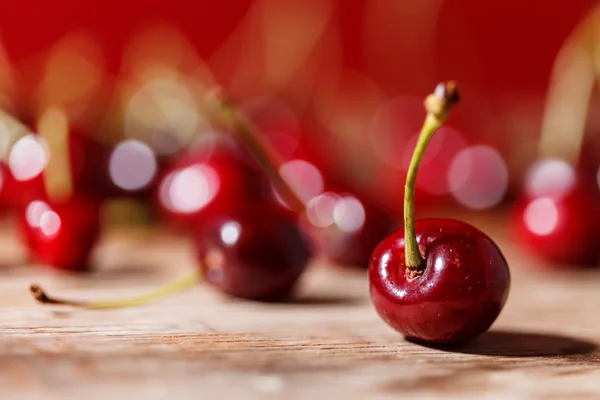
404, 82, 460, 275
29, 270, 201, 309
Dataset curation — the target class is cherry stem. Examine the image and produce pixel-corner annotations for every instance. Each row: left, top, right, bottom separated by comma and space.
38, 107, 73, 202
29, 269, 201, 309
206, 89, 306, 215
404, 82, 460, 274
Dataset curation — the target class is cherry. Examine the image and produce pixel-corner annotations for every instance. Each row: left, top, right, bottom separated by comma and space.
19, 196, 101, 271
16, 107, 103, 272
511, 158, 600, 266
368, 82, 510, 345
154, 136, 268, 229
194, 202, 311, 301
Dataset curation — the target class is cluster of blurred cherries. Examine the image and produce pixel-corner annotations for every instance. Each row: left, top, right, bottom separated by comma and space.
0, 80, 397, 302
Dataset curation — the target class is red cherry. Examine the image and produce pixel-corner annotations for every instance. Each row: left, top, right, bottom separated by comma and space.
194, 202, 311, 301
511, 158, 600, 265
368, 82, 510, 345
18, 196, 101, 271
369, 219, 510, 344
154, 137, 268, 229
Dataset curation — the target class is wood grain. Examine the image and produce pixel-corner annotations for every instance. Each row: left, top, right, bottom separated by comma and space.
0, 212, 599, 400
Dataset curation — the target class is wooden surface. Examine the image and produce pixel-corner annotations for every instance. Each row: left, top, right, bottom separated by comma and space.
0, 211, 599, 400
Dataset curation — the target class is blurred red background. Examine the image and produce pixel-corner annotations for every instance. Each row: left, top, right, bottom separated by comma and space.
0, 0, 594, 211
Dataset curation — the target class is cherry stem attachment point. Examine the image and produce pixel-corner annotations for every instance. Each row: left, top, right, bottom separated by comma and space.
29, 269, 201, 309
205, 88, 306, 215
404, 82, 460, 275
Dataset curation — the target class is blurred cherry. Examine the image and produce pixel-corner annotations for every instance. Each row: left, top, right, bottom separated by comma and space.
194, 201, 311, 301
154, 135, 269, 229
19, 195, 101, 271
511, 158, 600, 266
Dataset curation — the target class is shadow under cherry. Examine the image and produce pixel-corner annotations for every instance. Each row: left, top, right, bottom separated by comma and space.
409, 330, 598, 358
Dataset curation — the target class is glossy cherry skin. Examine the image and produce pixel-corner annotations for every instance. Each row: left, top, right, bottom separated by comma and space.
18, 196, 101, 271
155, 141, 269, 229
194, 203, 312, 301
369, 218, 510, 345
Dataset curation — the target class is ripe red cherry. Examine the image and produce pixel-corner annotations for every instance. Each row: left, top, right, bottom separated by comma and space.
511, 158, 600, 265
154, 136, 268, 228
368, 82, 510, 345
19, 196, 101, 271
370, 219, 510, 344
194, 202, 311, 301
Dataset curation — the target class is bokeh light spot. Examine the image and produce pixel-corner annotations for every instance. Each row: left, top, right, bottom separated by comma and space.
448, 145, 508, 210
109, 140, 158, 191
9, 134, 49, 181
525, 158, 575, 198
524, 197, 559, 236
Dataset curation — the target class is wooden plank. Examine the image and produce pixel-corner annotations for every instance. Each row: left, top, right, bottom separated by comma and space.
0, 212, 599, 399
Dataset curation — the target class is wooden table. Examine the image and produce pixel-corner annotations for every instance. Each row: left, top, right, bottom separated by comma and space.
0, 211, 599, 399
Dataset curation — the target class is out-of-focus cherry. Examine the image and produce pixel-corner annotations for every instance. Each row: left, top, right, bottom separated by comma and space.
194, 201, 311, 301
154, 135, 268, 229
19, 196, 101, 271
15, 107, 103, 272
511, 158, 600, 266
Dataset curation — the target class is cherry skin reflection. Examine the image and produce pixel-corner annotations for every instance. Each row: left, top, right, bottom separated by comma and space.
512, 158, 600, 266
19, 196, 101, 271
